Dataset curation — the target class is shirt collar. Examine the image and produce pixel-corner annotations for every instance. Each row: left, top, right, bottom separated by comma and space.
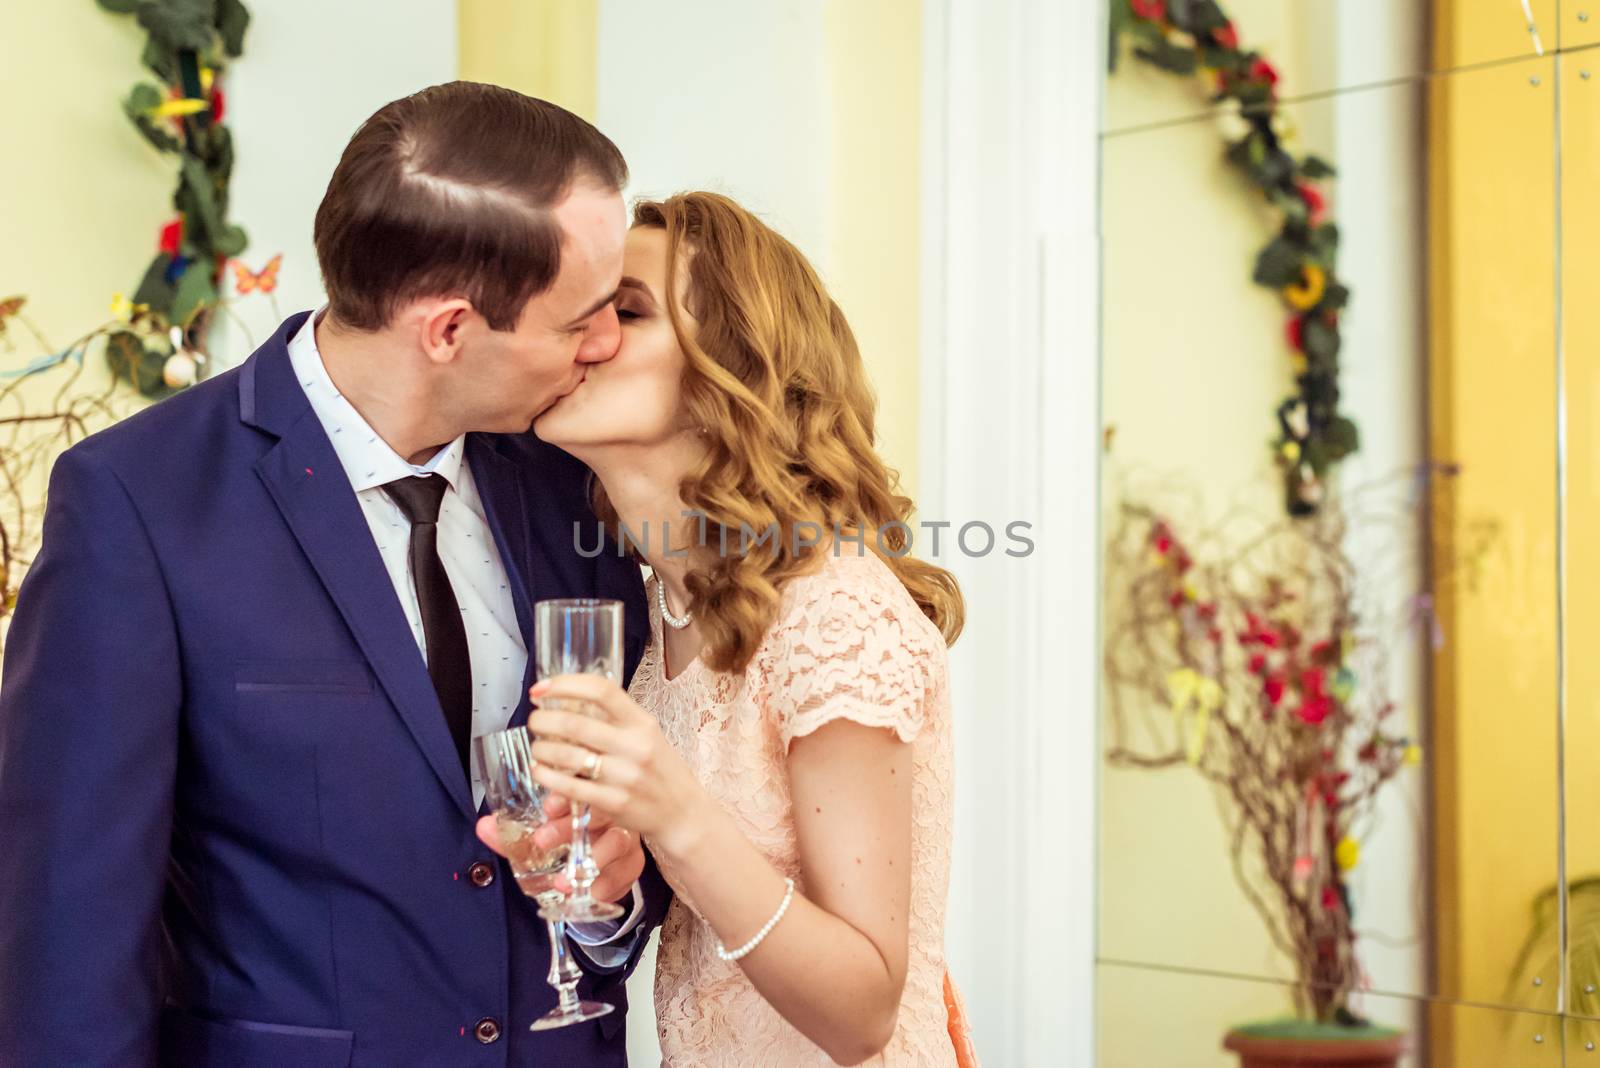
287, 310, 466, 494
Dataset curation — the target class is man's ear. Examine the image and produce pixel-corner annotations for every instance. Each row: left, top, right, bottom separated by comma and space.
418, 299, 476, 366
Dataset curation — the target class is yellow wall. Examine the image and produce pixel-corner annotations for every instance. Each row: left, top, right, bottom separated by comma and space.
823, 0, 921, 499
457, 0, 598, 120
0, 7, 171, 375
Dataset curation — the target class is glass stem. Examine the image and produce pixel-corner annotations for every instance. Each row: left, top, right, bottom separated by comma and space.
545, 915, 583, 1012
569, 799, 598, 901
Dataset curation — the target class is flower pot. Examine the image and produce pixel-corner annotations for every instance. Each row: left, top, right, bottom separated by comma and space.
1224, 1022, 1406, 1068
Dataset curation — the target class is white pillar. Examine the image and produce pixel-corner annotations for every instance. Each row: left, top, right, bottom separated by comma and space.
920, 0, 1101, 1063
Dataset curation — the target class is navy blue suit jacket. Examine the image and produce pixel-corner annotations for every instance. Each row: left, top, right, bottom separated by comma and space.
0, 313, 664, 1067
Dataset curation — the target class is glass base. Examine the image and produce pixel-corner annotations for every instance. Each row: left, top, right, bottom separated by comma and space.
529, 999, 614, 1031
539, 897, 624, 923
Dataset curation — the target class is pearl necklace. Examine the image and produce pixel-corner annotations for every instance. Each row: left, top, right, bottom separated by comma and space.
656, 578, 694, 630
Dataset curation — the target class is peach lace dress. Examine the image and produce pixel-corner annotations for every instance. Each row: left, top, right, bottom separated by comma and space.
629, 550, 958, 1067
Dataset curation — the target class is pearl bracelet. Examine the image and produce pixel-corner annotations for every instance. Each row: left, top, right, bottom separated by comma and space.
714, 877, 796, 962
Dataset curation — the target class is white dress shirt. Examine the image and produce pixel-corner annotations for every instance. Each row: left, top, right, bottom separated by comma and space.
287, 313, 642, 957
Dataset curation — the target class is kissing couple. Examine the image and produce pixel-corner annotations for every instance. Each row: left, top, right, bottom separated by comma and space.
0, 82, 978, 1068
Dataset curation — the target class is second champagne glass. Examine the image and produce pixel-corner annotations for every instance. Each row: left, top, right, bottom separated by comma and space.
533, 597, 625, 924
476, 726, 614, 1030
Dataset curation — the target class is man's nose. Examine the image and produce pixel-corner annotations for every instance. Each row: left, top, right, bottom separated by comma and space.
577, 303, 621, 363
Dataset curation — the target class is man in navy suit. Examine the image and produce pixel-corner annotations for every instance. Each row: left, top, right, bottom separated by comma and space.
0, 82, 667, 1066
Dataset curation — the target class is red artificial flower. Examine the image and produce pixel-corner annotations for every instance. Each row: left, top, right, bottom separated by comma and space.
1301, 667, 1327, 699
1248, 653, 1268, 675
1299, 183, 1326, 226
1197, 602, 1218, 621
1321, 886, 1340, 911
159, 217, 184, 257
1175, 552, 1194, 574
1169, 591, 1186, 610
211, 87, 226, 124
1286, 316, 1304, 352
1297, 696, 1333, 726
1257, 628, 1281, 649
1249, 58, 1279, 86
1214, 21, 1239, 49
1155, 533, 1173, 555
1265, 675, 1286, 706
1130, 0, 1166, 20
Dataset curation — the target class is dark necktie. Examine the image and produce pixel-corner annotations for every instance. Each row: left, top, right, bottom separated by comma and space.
382, 475, 472, 776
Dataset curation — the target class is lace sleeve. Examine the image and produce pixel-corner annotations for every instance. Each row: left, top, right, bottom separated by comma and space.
762, 572, 940, 748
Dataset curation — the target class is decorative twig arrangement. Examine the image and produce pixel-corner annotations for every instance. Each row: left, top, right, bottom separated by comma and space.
0, 300, 126, 631
1102, 470, 1472, 1022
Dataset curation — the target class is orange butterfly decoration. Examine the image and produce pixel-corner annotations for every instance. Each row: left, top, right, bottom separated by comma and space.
231, 254, 283, 296
0, 296, 25, 345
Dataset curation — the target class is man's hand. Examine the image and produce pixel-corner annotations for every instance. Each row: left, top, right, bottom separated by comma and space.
475, 802, 644, 905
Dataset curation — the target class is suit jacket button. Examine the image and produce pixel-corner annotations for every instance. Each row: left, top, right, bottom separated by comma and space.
468, 861, 495, 888
474, 1017, 501, 1044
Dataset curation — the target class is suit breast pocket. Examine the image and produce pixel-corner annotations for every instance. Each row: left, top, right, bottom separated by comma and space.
234, 659, 374, 697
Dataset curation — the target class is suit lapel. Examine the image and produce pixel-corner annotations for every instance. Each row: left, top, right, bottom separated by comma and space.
244, 328, 474, 819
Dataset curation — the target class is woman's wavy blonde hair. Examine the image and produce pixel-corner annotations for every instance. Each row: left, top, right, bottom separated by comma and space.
599, 191, 965, 674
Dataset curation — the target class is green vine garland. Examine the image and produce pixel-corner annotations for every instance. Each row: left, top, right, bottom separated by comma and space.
95, 0, 251, 397
1111, 0, 1359, 517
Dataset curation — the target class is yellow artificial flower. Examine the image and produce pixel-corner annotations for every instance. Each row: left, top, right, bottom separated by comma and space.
145, 98, 211, 119
109, 293, 148, 323
1167, 668, 1200, 711
1283, 263, 1327, 310
1335, 837, 1360, 872
1282, 441, 1302, 464
201, 67, 215, 94
1403, 744, 1423, 766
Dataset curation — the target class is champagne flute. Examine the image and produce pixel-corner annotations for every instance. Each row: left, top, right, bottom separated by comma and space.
533, 598, 625, 924
476, 726, 614, 1030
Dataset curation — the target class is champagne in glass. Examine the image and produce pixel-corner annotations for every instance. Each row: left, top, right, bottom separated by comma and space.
475, 726, 614, 1030
532, 598, 625, 924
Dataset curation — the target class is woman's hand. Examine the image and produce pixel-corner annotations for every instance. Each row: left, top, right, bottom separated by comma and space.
524, 674, 709, 858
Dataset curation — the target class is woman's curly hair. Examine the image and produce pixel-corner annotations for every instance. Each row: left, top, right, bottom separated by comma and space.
596, 191, 964, 674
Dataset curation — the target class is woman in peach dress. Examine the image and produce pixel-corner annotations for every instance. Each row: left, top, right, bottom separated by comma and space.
487, 192, 976, 1066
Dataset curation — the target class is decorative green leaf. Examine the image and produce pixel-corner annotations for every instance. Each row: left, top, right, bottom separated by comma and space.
124, 82, 163, 114
1134, 40, 1199, 75
136, 0, 218, 53
1301, 155, 1337, 179
1233, 81, 1272, 107
96, 0, 143, 13
1303, 318, 1341, 363
178, 156, 224, 244
1323, 416, 1361, 461
170, 262, 217, 327
141, 36, 177, 81
1311, 223, 1340, 261
1272, 191, 1308, 226
214, 224, 248, 258
216, 0, 250, 57
132, 254, 178, 311
1253, 237, 1303, 288
130, 117, 184, 154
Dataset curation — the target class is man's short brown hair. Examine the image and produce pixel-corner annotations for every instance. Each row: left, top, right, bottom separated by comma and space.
313, 81, 628, 332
